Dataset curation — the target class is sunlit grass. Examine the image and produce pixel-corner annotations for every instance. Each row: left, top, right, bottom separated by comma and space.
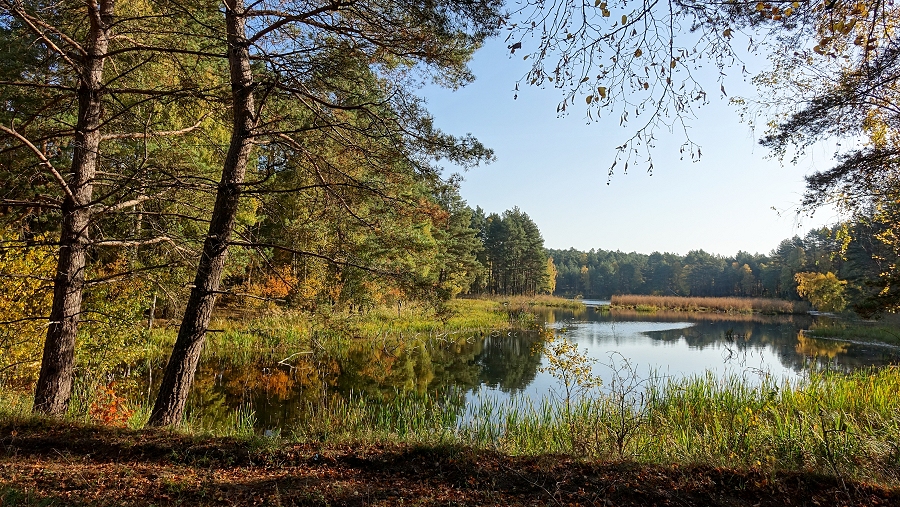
611, 295, 809, 314
476, 294, 585, 310
0, 386, 32, 422
804, 315, 900, 346
142, 298, 519, 365
5, 365, 900, 484
465, 367, 900, 484
8, 295, 899, 484
139, 365, 900, 484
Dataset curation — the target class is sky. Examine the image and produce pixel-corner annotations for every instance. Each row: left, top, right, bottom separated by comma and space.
421, 34, 843, 257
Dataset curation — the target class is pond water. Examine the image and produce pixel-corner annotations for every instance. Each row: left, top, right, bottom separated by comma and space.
178, 303, 900, 432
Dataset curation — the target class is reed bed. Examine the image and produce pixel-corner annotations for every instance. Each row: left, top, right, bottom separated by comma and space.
611, 295, 809, 314
605, 308, 808, 325
6, 366, 900, 484
164, 367, 900, 484
294, 367, 900, 483
490, 367, 900, 483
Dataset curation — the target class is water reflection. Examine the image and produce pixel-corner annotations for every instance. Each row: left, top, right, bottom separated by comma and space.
180, 329, 548, 430
177, 305, 900, 431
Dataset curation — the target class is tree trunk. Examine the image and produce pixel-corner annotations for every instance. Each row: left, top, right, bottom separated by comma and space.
147, 0, 256, 426
33, 0, 113, 416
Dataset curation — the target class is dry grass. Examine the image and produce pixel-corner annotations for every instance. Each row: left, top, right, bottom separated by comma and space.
610, 295, 809, 314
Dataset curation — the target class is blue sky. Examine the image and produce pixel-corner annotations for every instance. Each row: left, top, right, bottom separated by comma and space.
422, 35, 841, 257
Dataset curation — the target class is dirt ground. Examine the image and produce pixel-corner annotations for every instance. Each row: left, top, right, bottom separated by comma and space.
1, 420, 898, 506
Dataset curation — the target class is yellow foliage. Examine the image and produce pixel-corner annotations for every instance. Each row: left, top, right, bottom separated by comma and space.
795, 332, 848, 359
541, 335, 602, 399
794, 271, 847, 313
0, 227, 55, 384
77, 258, 150, 375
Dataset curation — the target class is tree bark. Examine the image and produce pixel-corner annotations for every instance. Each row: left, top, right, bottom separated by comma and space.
147, 0, 256, 426
33, 0, 113, 416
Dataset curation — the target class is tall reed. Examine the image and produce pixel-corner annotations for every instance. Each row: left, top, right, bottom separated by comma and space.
220, 366, 899, 484
6, 365, 900, 484
611, 294, 809, 314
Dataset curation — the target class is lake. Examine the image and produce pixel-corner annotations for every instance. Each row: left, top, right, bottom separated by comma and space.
179, 302, 900, 432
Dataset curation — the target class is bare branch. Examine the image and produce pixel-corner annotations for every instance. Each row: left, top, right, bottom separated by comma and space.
0, 125, 76, 203
229, 240, 397, 277
91, 236, 177, 248
0, 81, 76, 91
2, 1, 85, 70
85, 263, 178, 286
101, 115, 209, 141
246, 2, 353, 44
0, 316, 49, 325
103, 45, 226, 59
0, 199, 62, 209
91, 194, 154, 214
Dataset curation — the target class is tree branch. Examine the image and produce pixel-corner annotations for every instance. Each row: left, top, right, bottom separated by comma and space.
0, 125, 77, 203
90, 236, 177, 248
101, 115, 208, 141
229, 240, 397, 277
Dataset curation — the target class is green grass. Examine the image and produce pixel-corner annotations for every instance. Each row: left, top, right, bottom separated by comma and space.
804, 316, 900, 346
0, 487, 51, 507
7, 296, 900, 484
476, 294, 585, 310
6, 366, 900, 484
131, 366, 900, 484
1, 297, 532, 434
468, 367, 900, 484
142, 298, 520, 365
0, 387, 31, 422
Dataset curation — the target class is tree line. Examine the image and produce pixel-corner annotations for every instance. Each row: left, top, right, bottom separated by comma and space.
548, 218, 896, 316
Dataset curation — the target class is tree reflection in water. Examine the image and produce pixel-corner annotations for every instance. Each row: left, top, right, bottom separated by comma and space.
180, 328, 549, 431
172, 308, 900, 432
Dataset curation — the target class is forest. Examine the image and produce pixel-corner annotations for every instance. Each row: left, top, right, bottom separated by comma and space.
548, 219, 900, 316
3, 1, 900, 504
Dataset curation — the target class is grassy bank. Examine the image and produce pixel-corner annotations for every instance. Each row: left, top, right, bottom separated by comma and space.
5, 366, 899, 486
142, 298, 528, 364
473, 294, 585, 310
803, 315, 900, 346
300, 367, 900, 484
491, 367, 900, 484
611, 295, 809, 314
0, 297, 534, 431
4, 294, 899, 491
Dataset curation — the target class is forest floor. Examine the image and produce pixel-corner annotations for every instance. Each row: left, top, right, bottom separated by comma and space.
2, 419, 898, 507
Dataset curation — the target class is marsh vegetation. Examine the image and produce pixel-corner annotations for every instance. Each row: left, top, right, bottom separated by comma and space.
610, 295, 809, 314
